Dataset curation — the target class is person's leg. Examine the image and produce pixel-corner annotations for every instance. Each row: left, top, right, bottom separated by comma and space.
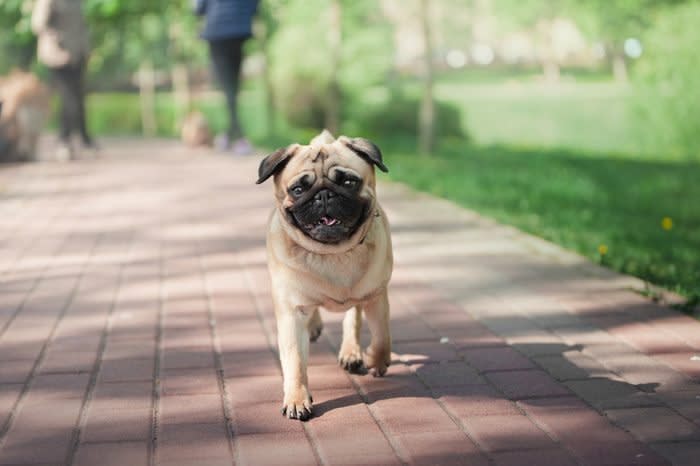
225, 38, 244, 141
51, 66, 74, 143
63, 64, 86, 144
74, 59, 94, 146
208, 38, 245, 142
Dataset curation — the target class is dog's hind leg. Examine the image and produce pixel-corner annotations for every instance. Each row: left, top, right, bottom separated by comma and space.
307, 307, 323, 342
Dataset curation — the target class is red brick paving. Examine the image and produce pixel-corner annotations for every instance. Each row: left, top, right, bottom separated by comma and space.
0, 139, 698, 465
518, 397, 668, 465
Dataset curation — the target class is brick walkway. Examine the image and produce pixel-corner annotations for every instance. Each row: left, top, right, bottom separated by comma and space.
0, 138, 698, 466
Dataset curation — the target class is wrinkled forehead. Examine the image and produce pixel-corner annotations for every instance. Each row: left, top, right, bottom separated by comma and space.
280, 142, 373, 185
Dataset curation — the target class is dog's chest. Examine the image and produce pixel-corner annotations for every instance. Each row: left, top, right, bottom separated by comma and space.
294, 245, 389, 310
302, 246, 371, 291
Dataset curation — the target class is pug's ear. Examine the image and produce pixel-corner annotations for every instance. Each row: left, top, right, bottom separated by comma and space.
339, 137, 388, 173
256, 144, 299, 184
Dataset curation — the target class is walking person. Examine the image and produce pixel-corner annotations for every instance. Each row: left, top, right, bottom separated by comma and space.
195, 0, 259, 155
32, 0, 96, 160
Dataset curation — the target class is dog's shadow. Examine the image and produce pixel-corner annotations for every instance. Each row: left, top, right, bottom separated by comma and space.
312, 371, 428, 419
309, 342, 662, 420
314, 393, 365, 417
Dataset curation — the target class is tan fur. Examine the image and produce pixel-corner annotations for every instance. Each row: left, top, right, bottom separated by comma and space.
263, 132, 393, 420
0, 70, 50, 162
180, 111, 212, 147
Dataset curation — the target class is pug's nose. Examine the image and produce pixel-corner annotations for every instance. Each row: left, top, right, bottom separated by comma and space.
314, 189, 336, 206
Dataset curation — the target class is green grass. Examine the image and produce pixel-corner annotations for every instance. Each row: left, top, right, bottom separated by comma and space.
79, 79, 700, 307
84, 79, 643, 157
381, 142, 700, 306
438, 82, 640, 155
84, 84, 289, 141
401, 78, 647, 157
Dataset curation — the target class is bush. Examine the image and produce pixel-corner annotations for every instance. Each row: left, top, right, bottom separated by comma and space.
84, 93, 178, 137
632, 2, 700, 159
267, 0, 392, 131
344, 89, 468, 143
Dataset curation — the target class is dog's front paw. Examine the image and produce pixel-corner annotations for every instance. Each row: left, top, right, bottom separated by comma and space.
338, 344, 366, 374
364, 346, 391, 377
281, 386, 313, 421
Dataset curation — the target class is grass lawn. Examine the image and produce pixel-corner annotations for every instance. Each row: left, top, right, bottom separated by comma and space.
80, 78, 699, 307
382, 142, 699, 306
435, 81, 641, 155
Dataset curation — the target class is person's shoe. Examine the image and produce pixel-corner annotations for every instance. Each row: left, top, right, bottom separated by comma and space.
80, 139, 101, 159
231, 138, 254, 156
214, 134, 231, 152
55, 141, 73, 162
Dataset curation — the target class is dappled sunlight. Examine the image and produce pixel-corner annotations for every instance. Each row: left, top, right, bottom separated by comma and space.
0, 139, 696, 464
0, 0, 698, 461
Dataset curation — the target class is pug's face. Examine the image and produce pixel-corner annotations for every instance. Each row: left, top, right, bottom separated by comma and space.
257, 135, 388, 245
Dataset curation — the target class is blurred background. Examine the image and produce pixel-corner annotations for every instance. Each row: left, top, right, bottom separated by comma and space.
0, 0, 698, 308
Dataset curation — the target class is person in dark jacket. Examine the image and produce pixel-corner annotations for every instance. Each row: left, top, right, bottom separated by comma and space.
195, 0, 259, 155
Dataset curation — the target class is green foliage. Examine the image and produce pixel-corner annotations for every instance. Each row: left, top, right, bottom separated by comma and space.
267, 0, 392, 131
0, 0, 206, 84
632, 1, 700, 159
85, 0, 206, 83
575, 0, 652, 47
267, 0, 332, 128
80, 85, 283, 143
493, 0, 568, 28
0, 0, 35, 72
344, 88, 467, 143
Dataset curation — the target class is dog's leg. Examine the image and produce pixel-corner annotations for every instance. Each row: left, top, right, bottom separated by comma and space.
338, 306, 365, 373
363, 291, 391, 377
307, 307, 323, 342
277, 310, 313, 420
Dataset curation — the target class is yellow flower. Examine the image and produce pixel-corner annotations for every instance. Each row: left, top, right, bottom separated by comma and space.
661, 217, 673, 231
598, 244, 608, 255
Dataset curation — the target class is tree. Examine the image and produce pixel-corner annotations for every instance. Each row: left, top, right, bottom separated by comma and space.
574, 1, 653, 82
84, 0, 206, 133
0, 0, 36, 73
418, 0, 435, 155
493, 0, 577, 82
266, 0, 392, 133
326, 0, 342, 135
633, 1, 700, 158
255, 0, 287, 137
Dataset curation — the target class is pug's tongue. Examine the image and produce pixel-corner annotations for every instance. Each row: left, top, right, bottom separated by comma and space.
319, 216, 339, 226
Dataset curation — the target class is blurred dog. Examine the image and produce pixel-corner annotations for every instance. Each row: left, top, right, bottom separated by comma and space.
181, 110, 212, 148
0, 70, 50, 162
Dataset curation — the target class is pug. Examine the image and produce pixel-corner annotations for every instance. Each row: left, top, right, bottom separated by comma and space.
256, 130, 393, 421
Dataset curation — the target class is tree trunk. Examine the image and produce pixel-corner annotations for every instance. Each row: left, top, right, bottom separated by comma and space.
171, 63, 190, 133
542, 60, 560, 83
419, 0, 435, 155
612, 53, 628, 83
138, 61, 157, 137
538, 19, 560, 84
326, 0, 342, 135
260, 22, 276, 137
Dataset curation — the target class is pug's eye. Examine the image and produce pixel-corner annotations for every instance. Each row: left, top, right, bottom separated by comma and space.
290, 185, 305, 197
342, 178, 358, 188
